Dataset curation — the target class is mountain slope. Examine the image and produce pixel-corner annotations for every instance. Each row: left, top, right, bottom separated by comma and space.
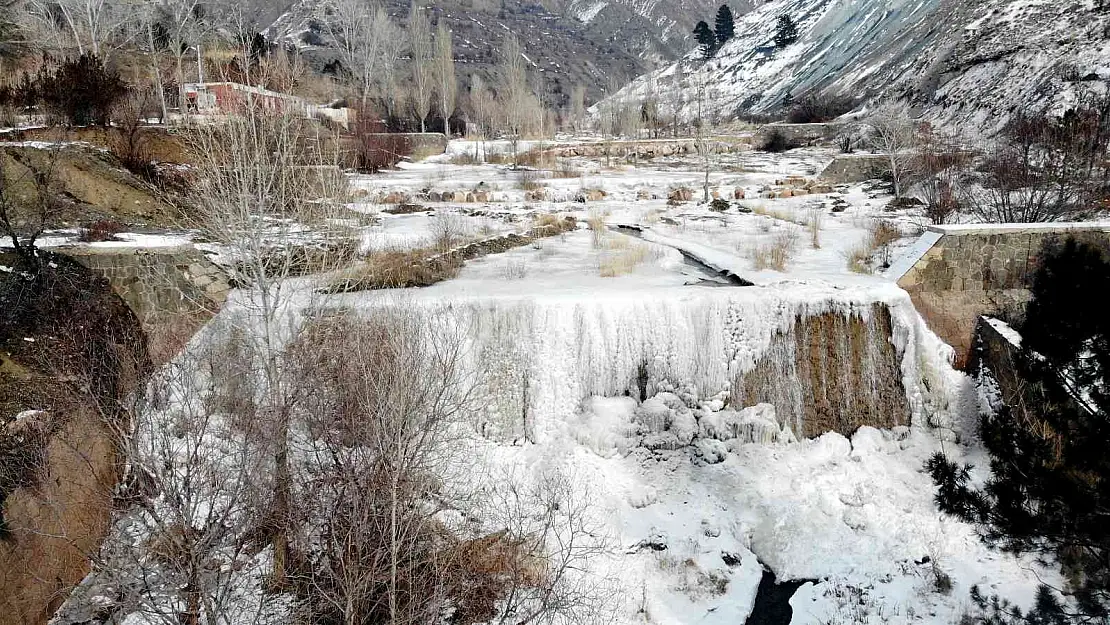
265, 0, 652, 105
605, 0, 1110, 132
559, 0, 755, 62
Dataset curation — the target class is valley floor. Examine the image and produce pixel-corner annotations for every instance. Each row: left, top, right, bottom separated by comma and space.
323, 140, 1060, 623
44, 138, 1058, 625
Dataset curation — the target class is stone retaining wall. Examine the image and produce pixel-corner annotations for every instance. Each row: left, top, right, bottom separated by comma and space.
57, 245, 230, 361
818, 154, 891, 183
893, 223, 1110, 366
541, 139, 750, 159
755, 122, 844, 147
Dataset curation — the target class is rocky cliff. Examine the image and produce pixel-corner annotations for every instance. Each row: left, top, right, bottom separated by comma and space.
604, 0, 1110, 133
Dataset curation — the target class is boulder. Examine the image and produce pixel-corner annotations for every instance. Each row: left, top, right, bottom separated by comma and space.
668, 187, 693, 202
380, 191, 408, 204
733, 188, 746, 200
584, 188, 607, 202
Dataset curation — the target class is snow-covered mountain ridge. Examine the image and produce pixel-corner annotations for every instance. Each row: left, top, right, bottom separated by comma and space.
606, 0, 1110, 132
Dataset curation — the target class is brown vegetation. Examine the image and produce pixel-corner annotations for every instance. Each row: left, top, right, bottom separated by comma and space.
0, 252, 148, 625
331, 215, 576, 292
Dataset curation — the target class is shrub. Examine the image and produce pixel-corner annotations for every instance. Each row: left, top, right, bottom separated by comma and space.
867, 219, 901, 268
430, 212, 470, 251
786, 95, 855, 124
352, 111, 413, 172
709, 198, 730, 212
808, 208, 822, 249
844, 243, 873, 274
501, 259, 528, 279
517, 168, 544, 191
749, 230, 798, 271
759, 128, 797, 153
599, 237, 652, 277
39, 54, 127, 126
78, 219, 126, 242
973, 102, 1110, 222
110, 89, 161, 183
587, 210, 606, 248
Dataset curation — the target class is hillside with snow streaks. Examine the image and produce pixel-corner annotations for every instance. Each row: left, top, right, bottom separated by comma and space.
607, 0, 1110, 131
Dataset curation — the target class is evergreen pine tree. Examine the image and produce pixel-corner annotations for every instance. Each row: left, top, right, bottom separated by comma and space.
927, 236, 1110, 623
693, 21, 716, 59
714, 5, 736, 45
774, 15, 799, 48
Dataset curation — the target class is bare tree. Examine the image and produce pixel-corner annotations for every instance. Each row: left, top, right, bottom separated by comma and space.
0, 143, 65, 269
153, 0, 208, 109
483, 467, 616, 625
913, 122, 968, 224
377, 16, 407, 120
408, 1, 433, 133
568, 84, 585, 134
692, 74, 715, 202
288, 307, 476, 625
972, 99, 1110, 222
469, 73, 496, 159
137, 3, 170, 122
864, 106, 916, 199
324, 0, 393, 108
433, 20, 457, 136
258, 47, 308, 96
20, 0, 136, 58
82, 328, 278, 625
497, 35, 530, 164
181, 107, 354, 585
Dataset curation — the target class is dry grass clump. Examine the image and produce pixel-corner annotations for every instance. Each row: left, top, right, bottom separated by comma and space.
521, 149, 583, 178
334, 248, 465, 290
517, 168, 546, 191
869, 219, 902, 249
749, 230, 799, 271
845, 243, 874, 274
448, 151, 483, 165
533, 212, 567, 230
501, 259, 529, 280
587, 210, 607, 248
551, 161, 582, 178
808, 208, 823, 249
751, 204, 797, 223
844, 219, 904, 273
868, 219, 903, 269
599, 237, 653, 277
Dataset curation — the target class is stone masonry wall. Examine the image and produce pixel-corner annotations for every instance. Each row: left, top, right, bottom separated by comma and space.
895, 224, 1110, 366
58, 246, 230, 361
754, 122, 844, 147
818, 154, 891, 183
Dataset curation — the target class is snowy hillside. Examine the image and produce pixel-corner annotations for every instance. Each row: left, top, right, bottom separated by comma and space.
605, 0, 1110, 132
263, 0, 650, 103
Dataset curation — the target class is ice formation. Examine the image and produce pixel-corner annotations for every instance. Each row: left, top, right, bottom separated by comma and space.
370, 280, 965, 447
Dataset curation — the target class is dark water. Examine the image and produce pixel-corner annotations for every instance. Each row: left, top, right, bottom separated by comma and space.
613, 225, 753, 286
745, 568, 815, 625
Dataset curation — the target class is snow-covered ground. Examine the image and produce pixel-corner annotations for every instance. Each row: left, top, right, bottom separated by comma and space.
314, 142, 1058, 621
59, 139, 1056, 625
